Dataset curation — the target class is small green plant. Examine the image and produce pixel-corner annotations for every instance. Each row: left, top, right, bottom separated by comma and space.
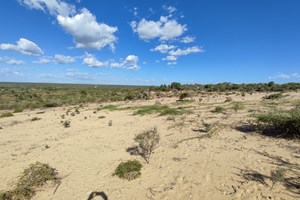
211, 106, 225, 113
231, 102, 244, 113
113, 160, 142, 180
31, 117, 41, 121
13, 107, 23, 113
270, 168, 286, 189
134, 127, 160, 163
98, 115, 105, 119
70, 112, 75, 117
61, 114, 65, 119
63, 120, 70, 128
0, 112, 14, 118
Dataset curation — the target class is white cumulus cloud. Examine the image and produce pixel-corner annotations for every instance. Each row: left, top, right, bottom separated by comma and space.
83, 52, 108, 67
54, 54, 75, 64
110, 55, 141, 70
169, 46, 204, 56
151, 44, 176, 53
181, 36, 196, 43
19, 0, 76, 16
0, 38, 44, 56
164, 55, 177, 61
0, 57, 25, 65
33, 57, 52, 64
57, 8, 118, 51
131, 16, 186, 41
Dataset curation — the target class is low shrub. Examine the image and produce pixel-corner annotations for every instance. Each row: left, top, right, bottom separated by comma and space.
31, 117, 41, 121
263, 93, 283, 100
113, 160, 142, 180
255, 107, 300, 138
0, 112, 14, 118
13, 107, 23, 113
211, 106, 225, 113
63, 120, 70, 128
134, 127, 160, 163
0, 162, 59, 200
231, 102, 244, 112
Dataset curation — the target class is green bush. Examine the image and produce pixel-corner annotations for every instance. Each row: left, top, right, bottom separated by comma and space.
13, 107, 23, 113
231, 102, 244, 112
255, 107, 300, 138
113, 160, 142, 180
264, 93, 283, 100
0, 112, 14, 118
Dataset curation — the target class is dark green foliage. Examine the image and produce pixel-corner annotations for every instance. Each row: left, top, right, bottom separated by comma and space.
0, 112, 14, 118
264, 93, 283, 100
13, 107, 23, 113
179, 92, 190, 100
113, 160, 142, 180
170, 82, 182, 90
0, 162, 59, 200
255, 107, 300, 138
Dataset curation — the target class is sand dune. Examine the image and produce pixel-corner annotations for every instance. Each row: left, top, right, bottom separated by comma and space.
0, 92, 299, 200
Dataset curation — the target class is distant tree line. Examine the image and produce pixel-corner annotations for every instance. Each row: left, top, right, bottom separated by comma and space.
154, 81, 300, 92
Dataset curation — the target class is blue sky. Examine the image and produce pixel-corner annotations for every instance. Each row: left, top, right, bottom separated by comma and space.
0, 0, 299, 85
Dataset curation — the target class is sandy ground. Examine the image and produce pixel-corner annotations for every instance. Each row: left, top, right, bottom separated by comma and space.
0, 92, 299, 200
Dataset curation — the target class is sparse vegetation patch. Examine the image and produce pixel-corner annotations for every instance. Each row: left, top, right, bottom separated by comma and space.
113, 160, 142, 180
0, 162, 59, 200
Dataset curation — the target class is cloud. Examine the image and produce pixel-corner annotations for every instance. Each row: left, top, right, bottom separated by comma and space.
269, 73, 300, 79
131, 16, 186, 41
0, 57, 25, 65
33, 57, 52, 64
164, 55, 177, 61
57, 8, 118, 51
111, 55, 141, 70
163, 5, 177, 15
0, 67, 24, 77
83, 52, 108, 67
19, 0, 76, 17
167, 61, 177, 65
181, 36, 195, 43
54, 54, 75, 64
169, 46, 204, 56
0, 38, 44, 56
65, 69, 95, 80
151, 44, 176, 53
